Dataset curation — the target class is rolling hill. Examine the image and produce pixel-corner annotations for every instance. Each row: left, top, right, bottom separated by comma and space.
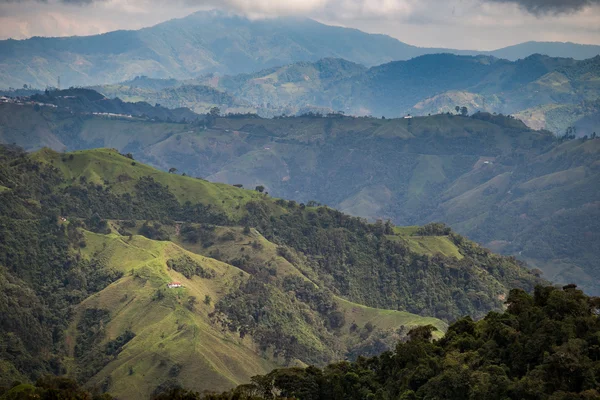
1, 100, 597, 296
1, 10, 599, 89
0, 145, 543, 398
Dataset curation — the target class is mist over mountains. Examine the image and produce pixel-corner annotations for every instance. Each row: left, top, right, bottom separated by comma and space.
1, 10, 599, 90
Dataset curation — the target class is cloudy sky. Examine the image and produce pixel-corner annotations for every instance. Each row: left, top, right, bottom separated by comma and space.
0, 0, 599, 49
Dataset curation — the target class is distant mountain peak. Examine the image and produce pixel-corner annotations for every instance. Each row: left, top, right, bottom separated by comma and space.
0, 10, 599, 89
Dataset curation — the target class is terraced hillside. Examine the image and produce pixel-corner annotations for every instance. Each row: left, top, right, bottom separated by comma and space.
0, 145, 542, 398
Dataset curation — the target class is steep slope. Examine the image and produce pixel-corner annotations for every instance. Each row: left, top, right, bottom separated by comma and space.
1, 145, 541, 398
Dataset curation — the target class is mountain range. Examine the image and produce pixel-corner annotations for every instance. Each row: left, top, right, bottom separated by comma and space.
87, 53, 600, 136
1, 10, 599, 90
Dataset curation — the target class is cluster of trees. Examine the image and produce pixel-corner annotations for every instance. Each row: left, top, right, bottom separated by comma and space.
415, 222, 452, 236
0, 376, 113, 400
454, 105, 469, 116
156, 285, 600, 400
167, 255, 216, 279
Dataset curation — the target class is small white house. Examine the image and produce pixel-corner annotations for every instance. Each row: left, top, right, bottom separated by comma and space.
167, 282, 182, 288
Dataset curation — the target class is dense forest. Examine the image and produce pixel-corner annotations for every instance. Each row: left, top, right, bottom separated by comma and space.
153, 285, 600, 400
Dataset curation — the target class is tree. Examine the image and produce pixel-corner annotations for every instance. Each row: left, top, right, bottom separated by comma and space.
460, 106, 468, 116
407, 324, 438, 342
168, 167, 178, 174
209, 107, 220, 117
255, 185, 265, 193
455, 106, 460, 114
187, 296, 197, 311
204, 295, 212, 305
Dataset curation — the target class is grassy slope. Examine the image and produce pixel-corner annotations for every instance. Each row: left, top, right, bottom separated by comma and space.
391, 226, 463, 260
67, 231, 275, 399
33, 148, 266, 220
335, 298, 447, 339
39, 148, 448, 398
71, 226, 447, 399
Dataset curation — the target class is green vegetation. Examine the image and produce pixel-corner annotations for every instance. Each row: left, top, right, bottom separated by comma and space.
167, 255, 216, 279
0, 376, 113, 400
5, 100, 596, 295
0, 144, 543, 398
163, 284, 600, 400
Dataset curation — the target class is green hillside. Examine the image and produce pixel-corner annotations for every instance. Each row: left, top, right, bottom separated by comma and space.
67, 231, 275, 399
0, 144, 541, 398
2, 103, 596, 294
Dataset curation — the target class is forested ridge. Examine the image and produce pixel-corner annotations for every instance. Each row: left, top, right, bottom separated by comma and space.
0, 145, 543, 397
154, 285, 600, 400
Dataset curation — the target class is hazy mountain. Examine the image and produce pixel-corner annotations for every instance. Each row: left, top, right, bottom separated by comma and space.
93, 53, 600, 135
488, 41, 600, 61
0, 10, 598, 89
0, 10, 434, 89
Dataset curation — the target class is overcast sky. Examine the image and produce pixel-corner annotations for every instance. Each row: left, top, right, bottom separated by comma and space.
0, 0, 599, 49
